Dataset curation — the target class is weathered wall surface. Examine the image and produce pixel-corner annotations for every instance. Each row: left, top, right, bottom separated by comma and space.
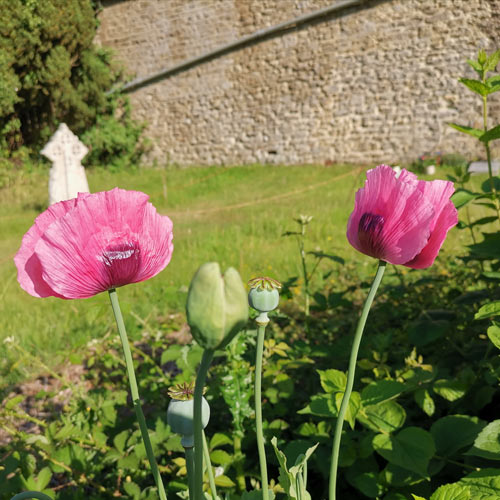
96, 0, 500, 166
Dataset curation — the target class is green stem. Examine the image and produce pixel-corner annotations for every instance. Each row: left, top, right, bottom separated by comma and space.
10, 494, 53, 500
108, 289, 167, 500
255, 317, 270, 500
482, 93, 500, 224
194, 349, 214, 500
233, 434, 246, 492
185, 446, 195, 500
329, 260, 387, 500
203, 430, 218, 499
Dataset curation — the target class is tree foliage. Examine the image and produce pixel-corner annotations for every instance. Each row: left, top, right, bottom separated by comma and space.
0, 0, 146, 166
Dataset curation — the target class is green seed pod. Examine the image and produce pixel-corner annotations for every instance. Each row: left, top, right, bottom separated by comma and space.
248, 276, 281, 313
186, 262, 249, 350
167, 397, 210, 448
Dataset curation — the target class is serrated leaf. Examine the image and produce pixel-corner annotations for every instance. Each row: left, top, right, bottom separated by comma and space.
467, 420, 500, 460
361, 380, 406, 406
475, 301, 500, 320
430, 484, 470, 500
318, 369, 346, 393
485, 50, 500, 72
433, 379, 467, 401
459, 468, 500, 499
480, 124, 500, 143
414, 388, 435, 416
358, 400, 406, 433
214, 474, 236, 488
449, 123, 484, 138
431, 415, 486, 457
459, 78, 490, 96
5, 394, 25, 410
372, 427, 435, 478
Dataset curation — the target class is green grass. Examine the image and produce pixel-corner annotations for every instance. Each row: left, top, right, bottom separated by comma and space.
0, 163, 495, 386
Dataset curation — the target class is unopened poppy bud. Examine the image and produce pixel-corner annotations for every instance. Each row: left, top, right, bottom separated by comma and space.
248, 276, 281, 313
167, 397, 210, 448
186, 262, 248, 350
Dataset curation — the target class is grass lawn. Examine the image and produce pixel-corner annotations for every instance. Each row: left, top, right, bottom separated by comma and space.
0, 163, 493, 386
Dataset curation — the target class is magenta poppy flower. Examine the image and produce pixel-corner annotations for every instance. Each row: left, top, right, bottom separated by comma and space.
346, 165, 457, 269
15, 188, 173, 299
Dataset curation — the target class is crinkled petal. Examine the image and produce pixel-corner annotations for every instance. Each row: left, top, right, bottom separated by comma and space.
404, 180, 457, 269
347, 165, 435, 264
14, 197, 82, 297
35, 188, 173, 299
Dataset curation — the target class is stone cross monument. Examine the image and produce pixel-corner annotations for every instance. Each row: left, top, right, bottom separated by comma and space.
41, 123, 90, 205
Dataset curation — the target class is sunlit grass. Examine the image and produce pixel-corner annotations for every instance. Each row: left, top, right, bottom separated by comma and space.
0, 163, 495, 385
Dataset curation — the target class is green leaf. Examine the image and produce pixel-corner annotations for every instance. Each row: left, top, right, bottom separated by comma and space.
346, 470, 383, 498
335, 391, 361, 430
5, 394, 25, 410
214, 474, 236, 488
459, 468, 500, 499
433, 379, 467, 401
450, 189, 480, 209
372, 427, 435, 478
383, 463, 423, 487
475, 301, 500, 319
486, 74, 500, 93
298, 393, 336, 417
459, 78, 490, 96
358, 400, 406, 433
467, 420, 500, 460
210, 432, 232, 449
409, 318, 449, 346
241, 491, 275, 500
485, 50, 500, 73
483, 271, 500, 280
480, 124, 500, 143
210, 449, 232, 465
414, 388, 435, 416
448, 122, 484, 138
35, 467, 52, 490
468, 232, 500, 259
123, 481, 141, 499
467, 58, 483, 76
318, 369, 346, 393
431, 415, 486, 457
412, 496, 427, 500
487, 325, 500, 349
361, 380, 406, 406
430, 484, 470, 500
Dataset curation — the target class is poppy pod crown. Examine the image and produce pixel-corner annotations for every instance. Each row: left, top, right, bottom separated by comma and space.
346, 165, 457, 269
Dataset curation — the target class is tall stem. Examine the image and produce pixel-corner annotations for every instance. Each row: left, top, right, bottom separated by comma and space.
194, 349, 214, 500
185, 447, 195, 500
255, 316, 270, 500
233, 434, 246, 492
328, 261, 387, 500
108, 289, 167, 500
203, 430, 218, 499
482, 94, 500, 224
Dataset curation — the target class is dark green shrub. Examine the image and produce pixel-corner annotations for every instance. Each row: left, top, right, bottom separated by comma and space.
0, 0, 146, 167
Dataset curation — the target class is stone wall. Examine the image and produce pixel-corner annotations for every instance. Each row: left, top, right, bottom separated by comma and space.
96, 0, 500, 166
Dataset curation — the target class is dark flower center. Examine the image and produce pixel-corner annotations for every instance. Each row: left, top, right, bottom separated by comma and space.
101, 241, 141, 287
358, 213, 385, 256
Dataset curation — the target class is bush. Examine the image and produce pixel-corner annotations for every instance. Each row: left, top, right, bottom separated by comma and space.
0, 0, 146, 167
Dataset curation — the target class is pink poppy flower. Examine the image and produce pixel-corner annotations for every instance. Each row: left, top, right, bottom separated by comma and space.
15, 188, 173, 299
346, 165, 457, 269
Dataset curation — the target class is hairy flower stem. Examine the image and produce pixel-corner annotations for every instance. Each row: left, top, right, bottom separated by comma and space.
10, 493, 53, 500
194, 349, 214, 500
255, 315, 270, 500
185, 447, 195, 500
203, 430, 218, 499
329, 260, 387, 500
108, 289, 167, 500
